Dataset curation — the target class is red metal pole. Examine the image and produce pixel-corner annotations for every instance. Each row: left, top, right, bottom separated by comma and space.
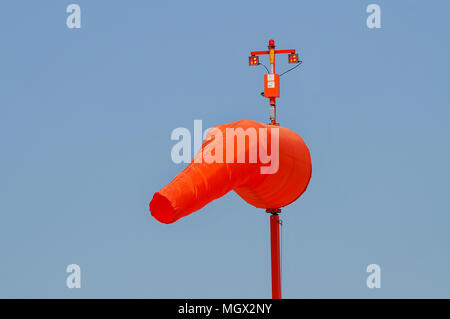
249, 40, 300, 298
268, 209, 281, 299
268, 39, 277, 125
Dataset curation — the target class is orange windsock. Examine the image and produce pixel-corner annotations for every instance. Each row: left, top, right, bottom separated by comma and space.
150, 120, 311, 223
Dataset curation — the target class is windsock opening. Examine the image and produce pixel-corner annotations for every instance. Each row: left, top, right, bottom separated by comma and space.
150, 192, 176, 224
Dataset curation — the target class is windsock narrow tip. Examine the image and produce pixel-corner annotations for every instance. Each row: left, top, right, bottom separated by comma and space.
150, 192, 176, 224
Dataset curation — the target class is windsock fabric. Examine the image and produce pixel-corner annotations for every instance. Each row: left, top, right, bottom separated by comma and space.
150, 120, 311, 223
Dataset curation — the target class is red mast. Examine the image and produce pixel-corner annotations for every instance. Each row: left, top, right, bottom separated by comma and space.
249, 39, 300, 299
267, 208, 282, 299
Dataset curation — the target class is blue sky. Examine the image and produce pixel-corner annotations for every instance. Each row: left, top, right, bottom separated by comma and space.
0, 0, 449, 298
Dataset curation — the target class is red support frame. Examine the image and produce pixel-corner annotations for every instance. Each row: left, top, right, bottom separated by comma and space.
250, 50, 270, 56
250, 49, 295, 56
251, 40, 298, 299
249, 40, 297, 126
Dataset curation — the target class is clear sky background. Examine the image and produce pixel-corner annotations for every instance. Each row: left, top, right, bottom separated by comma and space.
1, 0, 449, 298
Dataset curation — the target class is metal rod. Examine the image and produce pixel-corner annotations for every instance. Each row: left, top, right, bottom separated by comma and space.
268, 39, 277, 125
268, 209, 282, 299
